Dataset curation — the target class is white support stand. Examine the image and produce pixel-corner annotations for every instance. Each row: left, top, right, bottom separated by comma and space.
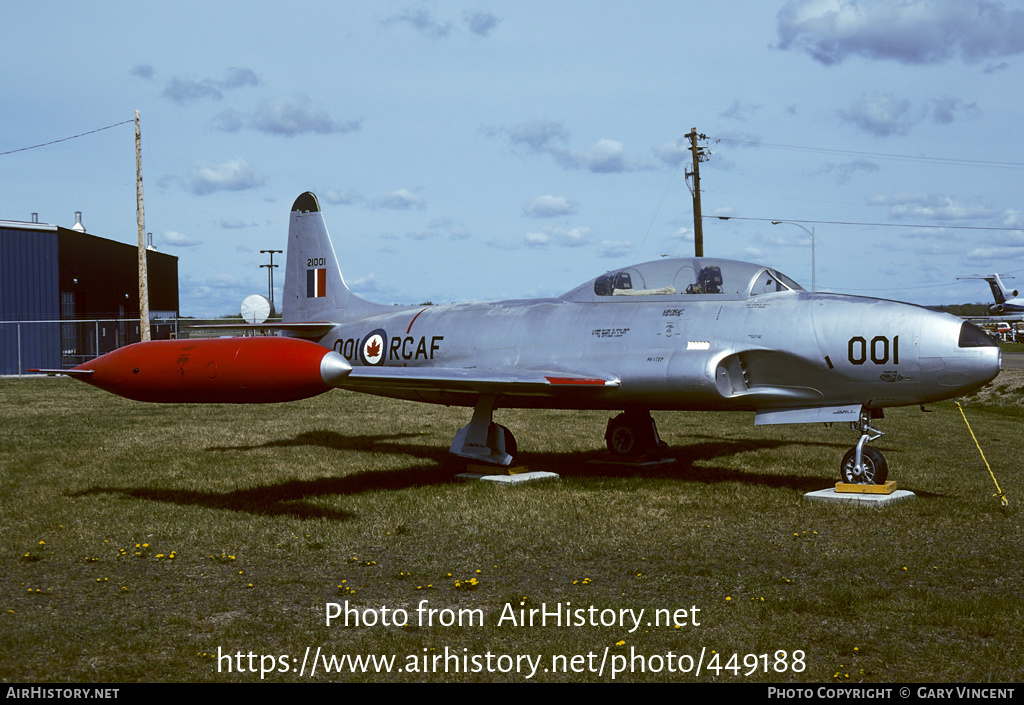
449, 395, 513, 466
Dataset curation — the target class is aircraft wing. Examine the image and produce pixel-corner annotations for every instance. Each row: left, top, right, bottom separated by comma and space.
333, 366, 620, 399
25, 368, 95, 377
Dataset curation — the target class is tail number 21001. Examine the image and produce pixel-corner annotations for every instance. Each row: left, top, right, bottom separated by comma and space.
848, 336, 899, 366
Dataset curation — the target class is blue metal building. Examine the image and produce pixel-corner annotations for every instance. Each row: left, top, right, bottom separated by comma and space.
1, 217, 178, 375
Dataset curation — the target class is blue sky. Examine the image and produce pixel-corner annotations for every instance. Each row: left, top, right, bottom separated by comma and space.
3, 1, 1023, 316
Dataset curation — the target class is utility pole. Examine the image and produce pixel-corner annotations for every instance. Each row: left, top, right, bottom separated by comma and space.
686, 128, 709, 257
260, 249, 283, 314
135, 110, 151, 342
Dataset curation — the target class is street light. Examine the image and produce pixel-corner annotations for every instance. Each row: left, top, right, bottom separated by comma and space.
771, 221, 815, 293
260, 249, 283, 312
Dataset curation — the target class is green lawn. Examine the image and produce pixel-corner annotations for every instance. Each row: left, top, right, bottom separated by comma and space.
1, 376, 1021, 683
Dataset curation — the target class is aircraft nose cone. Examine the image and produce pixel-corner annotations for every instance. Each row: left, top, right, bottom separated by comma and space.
936, 322, 1001, 395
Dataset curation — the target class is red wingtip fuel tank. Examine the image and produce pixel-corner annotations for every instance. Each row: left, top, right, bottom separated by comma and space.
70, 337, 350, 404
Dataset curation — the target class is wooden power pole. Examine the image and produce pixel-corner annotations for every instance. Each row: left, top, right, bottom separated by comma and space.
135, 110, 151, 342
686, 128, 708, 257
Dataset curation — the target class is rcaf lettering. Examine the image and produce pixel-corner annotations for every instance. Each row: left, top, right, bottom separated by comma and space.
335, 335, 443, 362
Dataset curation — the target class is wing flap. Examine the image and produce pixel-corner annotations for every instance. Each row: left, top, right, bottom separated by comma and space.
335, 367, 619, 398
754, 404, 862, 425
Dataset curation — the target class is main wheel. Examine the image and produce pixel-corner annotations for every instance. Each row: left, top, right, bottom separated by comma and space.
605, 413, 657, 456
497, 424, 517, 458
840, 446, 888, 485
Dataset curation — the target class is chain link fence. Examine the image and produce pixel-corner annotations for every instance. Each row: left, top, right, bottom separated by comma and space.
1, 318, 274, 376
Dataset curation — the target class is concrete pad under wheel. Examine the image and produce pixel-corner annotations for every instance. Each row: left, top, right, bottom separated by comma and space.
456, 470, 560, 485
804, 487, 916, 507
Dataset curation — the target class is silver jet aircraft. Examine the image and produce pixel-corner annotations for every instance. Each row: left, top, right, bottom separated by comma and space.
280, 192, 999, 483
50, 192, 1001, 486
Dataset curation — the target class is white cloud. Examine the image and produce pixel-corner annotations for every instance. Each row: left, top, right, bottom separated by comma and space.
929, 97, 980, 124
523, 195, 576, 218
776, 0, 1024, 66
322, 190, 363, 206
598, 240, 634, 259
494, 120, 651, 173
524, 231, 551, 247
464, 11, 500, 36
427, 217, 471, 240
719, 101, 764, 121
838, 93, 917, 136
523, 225, 591, 249
188, 158, 265, 196
372, 189, 426, 210
380, 8, 501, 38
813, 158, 881, 184
868, 193, 995, 222
1002, 210, 1024, 228
211, 109, 244, 133
131, 64, 155, 81
161, 230, 202, 247
162, 67, 259, 104
218, 219, 257, 229
838, 93, 980, 136
382, 7, 453, 38
653, 138, 690, 167
251, 95, 362, 137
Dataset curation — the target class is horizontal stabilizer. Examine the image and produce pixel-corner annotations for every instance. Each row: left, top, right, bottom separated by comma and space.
187, 322, 337, 339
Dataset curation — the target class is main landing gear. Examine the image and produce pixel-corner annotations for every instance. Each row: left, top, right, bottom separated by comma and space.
449, 395, 517, 466
604, 410, 665, 456
840, 408, 888, 484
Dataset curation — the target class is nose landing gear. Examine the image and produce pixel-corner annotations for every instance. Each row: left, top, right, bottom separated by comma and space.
840, 408, 888, 484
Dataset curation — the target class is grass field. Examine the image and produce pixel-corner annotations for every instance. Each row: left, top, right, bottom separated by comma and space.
1, 372, 1021, 683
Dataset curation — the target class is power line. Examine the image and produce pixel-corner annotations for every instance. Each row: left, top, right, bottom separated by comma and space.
712, 215, 1024, 293
712, 136, 1024, 170
0, 120, 134, 157
711, 215, 1023, 232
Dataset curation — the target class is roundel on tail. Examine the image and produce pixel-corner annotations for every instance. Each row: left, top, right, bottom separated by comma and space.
360, 329, 387, 366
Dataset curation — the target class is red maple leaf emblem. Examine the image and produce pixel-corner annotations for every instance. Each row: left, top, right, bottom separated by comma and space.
366, 339, 381, 358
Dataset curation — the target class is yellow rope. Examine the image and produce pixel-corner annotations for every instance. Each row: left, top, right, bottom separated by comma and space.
955, 400, 1008, 507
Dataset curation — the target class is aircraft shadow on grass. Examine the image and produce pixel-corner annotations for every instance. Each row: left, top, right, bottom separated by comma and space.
67, 431, 888, 520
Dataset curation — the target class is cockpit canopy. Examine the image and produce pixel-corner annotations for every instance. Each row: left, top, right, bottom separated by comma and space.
562, 257, 804, 302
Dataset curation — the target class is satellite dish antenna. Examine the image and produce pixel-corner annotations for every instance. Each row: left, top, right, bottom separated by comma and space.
240, 294, 273, 324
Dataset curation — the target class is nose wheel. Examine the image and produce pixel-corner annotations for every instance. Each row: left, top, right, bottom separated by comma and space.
841, 408, 888, 484
840, 445, 888, 484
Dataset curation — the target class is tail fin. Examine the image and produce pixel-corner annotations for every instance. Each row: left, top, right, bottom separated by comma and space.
281, 192, 391, 324
987, 275, 1018, 305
